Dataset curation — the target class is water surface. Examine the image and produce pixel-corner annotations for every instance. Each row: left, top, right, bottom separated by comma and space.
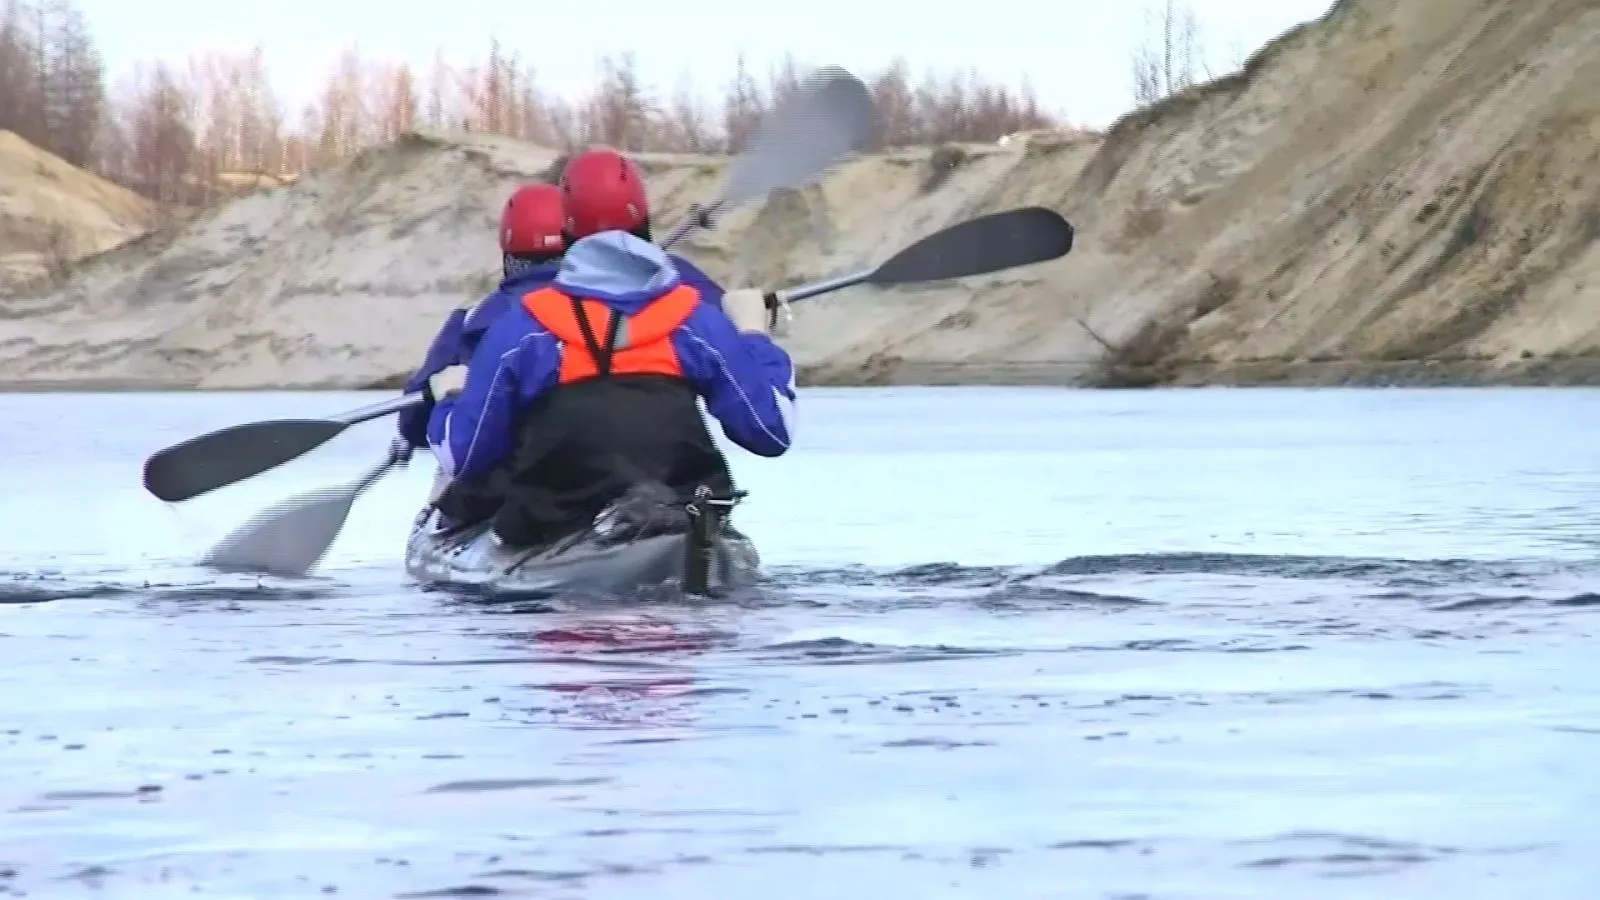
1, 387, 1596, 898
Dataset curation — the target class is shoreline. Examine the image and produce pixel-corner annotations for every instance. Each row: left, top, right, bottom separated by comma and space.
4, 356, 1600, 392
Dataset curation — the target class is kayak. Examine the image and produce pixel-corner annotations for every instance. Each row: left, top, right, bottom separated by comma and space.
402, 480, 760, 598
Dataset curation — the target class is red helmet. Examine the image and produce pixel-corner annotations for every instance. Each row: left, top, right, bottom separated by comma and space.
559, 147, 649, 239
499, 184, 566, 255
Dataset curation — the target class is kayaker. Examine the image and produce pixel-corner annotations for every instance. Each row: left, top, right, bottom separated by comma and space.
396, 182, 568, 451
422, 147, 795, 546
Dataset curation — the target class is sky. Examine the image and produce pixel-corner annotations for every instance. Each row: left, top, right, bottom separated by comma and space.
74, 0, 1337, 129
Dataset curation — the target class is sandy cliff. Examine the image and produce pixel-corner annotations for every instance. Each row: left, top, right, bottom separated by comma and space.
0, 131, 153, 297
0, 0, 1595, 389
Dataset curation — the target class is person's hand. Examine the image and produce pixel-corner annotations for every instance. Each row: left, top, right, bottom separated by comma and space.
388, 437, 414, 467
724, 288, 772, 335
428, 364, 468, 401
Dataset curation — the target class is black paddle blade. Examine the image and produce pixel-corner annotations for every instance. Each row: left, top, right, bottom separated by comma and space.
869, 206, 1075, 286
722, 66, 877, 206
142, 419, 349, 502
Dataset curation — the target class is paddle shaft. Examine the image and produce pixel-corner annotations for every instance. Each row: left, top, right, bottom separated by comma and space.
769, 267, 876, 306
658, 200, 726, 249
337, 392, 429, 424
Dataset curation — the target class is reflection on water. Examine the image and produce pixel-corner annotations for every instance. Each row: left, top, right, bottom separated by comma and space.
0, 387, 1597, 898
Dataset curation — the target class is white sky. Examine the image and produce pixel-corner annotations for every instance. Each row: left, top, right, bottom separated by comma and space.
74, 0, 1336, 128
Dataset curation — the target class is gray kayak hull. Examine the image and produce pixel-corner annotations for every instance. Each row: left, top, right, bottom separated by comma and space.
402, 507, 761, 598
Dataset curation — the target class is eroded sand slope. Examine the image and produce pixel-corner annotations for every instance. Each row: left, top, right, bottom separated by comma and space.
0, 131, 153, 297
0, 0, 1595, 389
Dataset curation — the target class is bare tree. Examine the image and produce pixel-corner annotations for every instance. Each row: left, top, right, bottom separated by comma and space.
590, 52, 654, 151
720, 53, 763, 151
374, 61, 417, 144
233, 45, 283, 174
423, 48, 448, 129
0, 1, 47, 149
35, 0, 100, 166
0, 17, 1066, 208
125, 60, 195, 204
513, 76, 551, 145
316, 47, 366, 161
871, 56, 916, 147
1130, 0, 1205, 106
473, 36, 511, 134
663, 71, 711, 152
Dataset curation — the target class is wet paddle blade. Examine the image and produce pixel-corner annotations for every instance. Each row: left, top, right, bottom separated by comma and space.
869, 206, 1076, 286
143, 419, 349, 502
196, 451, 402, 577
198, 484, 360, 577
721, 66, 877, 206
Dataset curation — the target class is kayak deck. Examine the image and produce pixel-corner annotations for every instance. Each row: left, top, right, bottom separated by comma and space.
403, 483, 759, 598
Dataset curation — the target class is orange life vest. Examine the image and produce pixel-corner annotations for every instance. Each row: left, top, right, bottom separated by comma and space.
521, 284, 700, 384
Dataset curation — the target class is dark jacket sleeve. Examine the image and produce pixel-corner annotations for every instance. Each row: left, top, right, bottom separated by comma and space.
425, 307, 561, 479
397, 307, 469, 447
671, 304, 796, 457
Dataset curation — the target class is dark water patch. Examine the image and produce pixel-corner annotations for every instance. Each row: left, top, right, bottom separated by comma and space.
528, 677, 698, 700
1429, 596, 1531, 612
974, 583, 1158, 609
424, 777, 610, 793
38, 784, 162, 802
1157, 682, 1478, 709
886, 562, 1017, 587
1224, 831, 1546, 877
1045, 838, 1143, 851
1071, 637, 1309, 653
396, 887, 506, 898
512, 622, 739, 654
435, 588, 563, 615
881, 737, 994, 749
754, 636, 1015, 665
1550, 724, 1600, 735
477, 867, 589, 881
579, 826, 696, 837
1037, 552, 1575, 586
471, 860, 658, 884
317, 654, 682, 670
1431, 592, 1600, 611
776, 553, 1587, 600
439, 579, 772, 610
141, 583, 347, 604
0, 578, 129, 604
57, 865, 117, 886
675, 685, 751, 697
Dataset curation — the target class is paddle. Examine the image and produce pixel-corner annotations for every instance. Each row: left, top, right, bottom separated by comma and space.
768, 205, 1075, 308
658, 64, 878, 246
197, 441, 410, 576
195, 204, 1075, 579
142, 394, 419, 503
143, 66, 876, 506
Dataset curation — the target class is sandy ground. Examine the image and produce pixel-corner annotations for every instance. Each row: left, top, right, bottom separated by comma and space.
0, 0, 1595, 390
0, 131, 153, 296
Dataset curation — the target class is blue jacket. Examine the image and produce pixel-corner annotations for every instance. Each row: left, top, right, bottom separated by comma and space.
671, 254, 724, 307
397, 265, 560, 447
425, 231, 796, 481
397, 255, 722, 447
